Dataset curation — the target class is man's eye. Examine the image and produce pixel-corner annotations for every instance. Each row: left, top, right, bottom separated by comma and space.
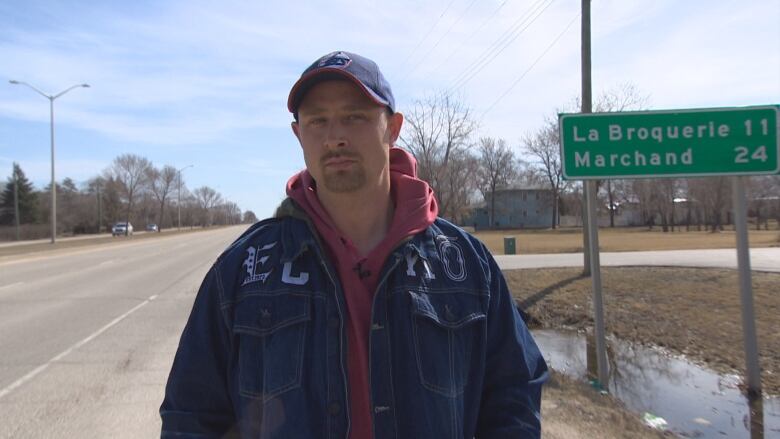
309, 118, 327, 125
346, 114, 366, 121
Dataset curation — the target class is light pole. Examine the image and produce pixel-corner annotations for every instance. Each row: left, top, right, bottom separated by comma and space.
9, 80, 89, 244
177, 165, 193, 230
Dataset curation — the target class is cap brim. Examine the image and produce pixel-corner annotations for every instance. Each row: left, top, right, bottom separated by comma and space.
287, 68, 389, 114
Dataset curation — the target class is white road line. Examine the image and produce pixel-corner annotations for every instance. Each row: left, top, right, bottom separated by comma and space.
0, 294, 159, 400
0, 282, 24, 290
98, 260, 115, 267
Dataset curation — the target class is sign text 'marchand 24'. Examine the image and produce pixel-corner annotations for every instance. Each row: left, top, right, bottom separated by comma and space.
559, 106, 779, 179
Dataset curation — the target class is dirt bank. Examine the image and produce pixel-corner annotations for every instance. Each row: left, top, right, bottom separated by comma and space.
541, 371, 668, 439
506, 266, 780, 396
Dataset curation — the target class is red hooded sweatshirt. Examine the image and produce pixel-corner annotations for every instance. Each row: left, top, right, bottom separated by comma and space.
286, 147, 438, 439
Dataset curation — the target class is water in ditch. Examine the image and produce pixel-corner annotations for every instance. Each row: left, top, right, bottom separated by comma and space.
532, 329, 779, 438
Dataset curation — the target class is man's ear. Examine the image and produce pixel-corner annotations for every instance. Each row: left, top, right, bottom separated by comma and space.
388, 112, 404, 145
291, 121, 302, 144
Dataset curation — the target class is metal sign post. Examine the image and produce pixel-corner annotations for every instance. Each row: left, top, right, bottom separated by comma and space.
732, 176, 762, 396
585, 180, 608, 387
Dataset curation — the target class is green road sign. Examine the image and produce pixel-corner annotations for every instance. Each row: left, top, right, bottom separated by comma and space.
559, 105, 779, 179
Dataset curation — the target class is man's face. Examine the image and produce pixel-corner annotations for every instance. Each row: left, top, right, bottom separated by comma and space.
292, 80, 403, 194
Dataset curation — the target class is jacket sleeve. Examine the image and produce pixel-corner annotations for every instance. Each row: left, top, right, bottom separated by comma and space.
160, 263, 239, 438
476, 254, 549, 438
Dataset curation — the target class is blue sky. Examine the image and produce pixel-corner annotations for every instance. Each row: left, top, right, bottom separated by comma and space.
1, 0, 778, 219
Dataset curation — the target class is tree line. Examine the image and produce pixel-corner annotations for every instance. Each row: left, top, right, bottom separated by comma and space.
0, 154, 257, 241
399, 84, 780, 231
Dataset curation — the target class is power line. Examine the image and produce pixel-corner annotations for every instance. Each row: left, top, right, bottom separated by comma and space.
480, 13, 579, 118
399, 0, 458, 72
430, 0, 511, 75
447, 0, 553, 93
444, 0, 549, 90
447, 0, 554, 94
403, 0, 480, 80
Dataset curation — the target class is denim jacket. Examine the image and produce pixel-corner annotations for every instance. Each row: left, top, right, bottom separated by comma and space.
160, 206, 548, 439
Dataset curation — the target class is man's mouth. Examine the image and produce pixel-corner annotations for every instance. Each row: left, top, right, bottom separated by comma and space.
323, 155, 358, 168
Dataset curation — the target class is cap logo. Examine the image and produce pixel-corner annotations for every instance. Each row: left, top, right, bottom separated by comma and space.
318, 51, 352, 69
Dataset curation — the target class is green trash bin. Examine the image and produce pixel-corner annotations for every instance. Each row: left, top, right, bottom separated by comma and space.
503, 236, 516, 255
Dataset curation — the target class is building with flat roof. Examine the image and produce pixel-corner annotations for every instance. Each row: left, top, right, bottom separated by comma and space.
466, 187, 554, 230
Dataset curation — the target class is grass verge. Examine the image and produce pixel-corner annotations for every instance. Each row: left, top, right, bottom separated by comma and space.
477, 227, 780, 254
541, 371, 667, 439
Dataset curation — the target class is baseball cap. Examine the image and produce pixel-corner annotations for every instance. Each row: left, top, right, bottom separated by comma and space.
287, 51, 395, 119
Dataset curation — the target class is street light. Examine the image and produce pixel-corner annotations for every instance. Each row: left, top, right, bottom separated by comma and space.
9, 80, 90, 244
177, 165, 194, 230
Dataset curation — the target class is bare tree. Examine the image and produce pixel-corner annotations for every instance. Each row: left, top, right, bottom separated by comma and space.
630, 178, 680, 232
523, 117, 567, 229
219, 201, 242, 225
593, 83, 649, 114
747, 175, 779, 230
657, 179, 679, 232
399, 93, 478, 220
147, 165, 178, 231
477, 137, 516, 227
629, 178, 675, 230
91, 176, 122, 232
598, 179, 634, 227
399, 96, 441, 185
193, 186, 222, 226
688, 177, 730, 232
439, 94, 476, 169
560, 182, 584, 221
107, 154, 152, 233
590, 83, 650, 228
443, 149, 480, 224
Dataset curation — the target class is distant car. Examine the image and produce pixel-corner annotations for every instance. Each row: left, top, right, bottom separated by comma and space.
146, 223, 159, 232
112, 222, 134, 236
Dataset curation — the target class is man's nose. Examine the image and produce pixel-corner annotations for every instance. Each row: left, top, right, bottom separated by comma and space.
323, 120, 348, 149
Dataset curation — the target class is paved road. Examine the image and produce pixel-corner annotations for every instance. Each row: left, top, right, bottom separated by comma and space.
0, 228, 775, 438
0, 225, 248, 439
495, 247, 780, 272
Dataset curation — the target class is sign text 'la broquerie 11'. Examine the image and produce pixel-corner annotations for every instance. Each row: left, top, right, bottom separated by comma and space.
559, 106, 779, 179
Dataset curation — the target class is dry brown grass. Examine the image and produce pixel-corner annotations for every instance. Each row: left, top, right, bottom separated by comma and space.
506, 267, 780, 395
542, 371, 667, 439
476, 226, 780, 254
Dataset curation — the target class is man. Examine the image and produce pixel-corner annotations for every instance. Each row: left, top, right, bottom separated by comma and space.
161, 51, 548, 438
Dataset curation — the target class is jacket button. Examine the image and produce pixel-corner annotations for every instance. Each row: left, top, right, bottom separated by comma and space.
260, 308, 272, 327
444, 305, 457, 322
328, 402, 341, 416
328, 317, 339, 329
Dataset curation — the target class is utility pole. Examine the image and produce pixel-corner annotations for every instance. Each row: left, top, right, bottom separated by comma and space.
97, 180, 102, 233
177, 165, 193, 231
177, 173, 181, 230
14, 171, 20, 241
581, 0, 593, 276
581, 0, 609, 390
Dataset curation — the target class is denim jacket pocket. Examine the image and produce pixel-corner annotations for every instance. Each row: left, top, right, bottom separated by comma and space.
233, 292, 311, 401
409, 290, 486, 397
